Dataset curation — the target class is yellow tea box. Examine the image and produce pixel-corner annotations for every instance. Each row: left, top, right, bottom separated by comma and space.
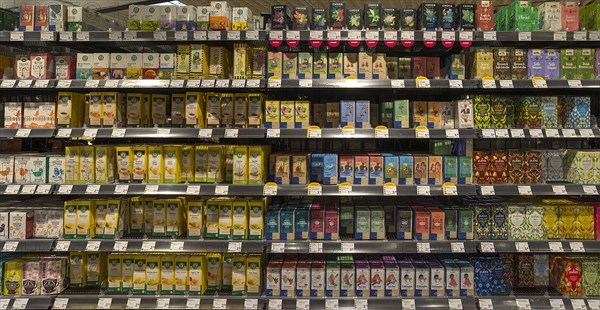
264, 100, 280, 129
280, 101, 295, 128
246, 255, 261, 296
219, 199, 234, 239
94, 200, 107, 237
248, 198, 265, 240
222, 254, 234, 290
151, 94, 168, 126
143, 198, 154, 234
95, 146, 115, 184
188, 255, 207, 295
160, 255, 175, 294
132, 256, 146, 294
79, 146, 95, 183
152, 200, 167, 236
194, 146, 208, 183
207, 146, 224, 183
232, 255, 247, 295
129, 197, 144, 233
247, 94, 263, 127
233, 146, 249, 184
132, 146, 147, 182
185, 92, 204, 127
88, 93, 103, 127
163, 146, 182, 183
126, 93, 144, 127
171, 94, 186, 126
145, 255, 161, 294
125, 53, 143, 79
105, 199, 124, 239
63, 201, 78, 238
174, 256, 189, 294
248, 146, 267, 184
206, 93, 221, 127
77, 201, 95, 238
122, 255, 135, 292
232, 200, 248, 239
205, 199, 220, 238
102, 92, 119, 127
115, 146, 133, 182
3, 259, 23, 296
295, 101, 310, 128
187, 200, 204, 239
267, 51, 282, 78
233, 94, 248, 127
181, 146, 194, 182
147, 146, 163, 184
65, 147, 80, 183
166, 199, 183, 236
107, 254, 122, 292
69, 252, 86, 288
207, 254, 222, 290
86, 252, 102, 286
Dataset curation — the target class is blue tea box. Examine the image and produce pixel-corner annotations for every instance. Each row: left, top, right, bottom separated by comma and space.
355, 100, 370, 128
562, 96, 590, 128
310, 153, 324, 183
265, 208, 280, 240
383, 154, 399, 184
294, 205, 310, 240
368, 153, 384, 185
340, 101, 355, 127
339, 154, 354, 183
279, 207, 294, 240
322, 153, 338, 185
398, 155, 414, 185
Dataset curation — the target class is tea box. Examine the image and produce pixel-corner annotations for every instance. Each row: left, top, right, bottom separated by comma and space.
474, 204, 491, 239
364, 4, 382, 29
282, 53, 298, 79
494, 48, 511, 80
125, 53, 143, 80
398, 57, 412, 78
541, 97, 558, 128
267, 52, 282, 79
175, 6, 195, 30
473, 49, 494, 79
525, 151, 542, 184
41, 258, 68, 295
400, 9, 416, 30
440, 4, 455, 30
489, 152, 508, 184
508, 205, 526, 240
399, 261, 415, 297
551, 257, 582, 296
457, 4, 476, 30
447, 54, 465, 80
265, 260, 280, 295
511, 49, 527, 80
577, 49, 595, 80
562, 96, 590, 129
347, 8, 363, 30
527, 49, 545, 78
562, 1, 579, 31
279, 101, 294, 128
358, 52, 373, 79
581, 259, 600, 296
381, 8, 397, 30
544, 49, 560, 80
561, 49, 578, 79
418, 3, 439, 30
372, 54, 387, 79
473, 96, 491, 129
163, 146, 182, 183
413, 261, 430, 297
412, 57, 426, 77
170, 94, 185, 126
517, 96, 542, 129
14, 155, 47, 184
427, 102, 442, 129
297, 52, 313, 79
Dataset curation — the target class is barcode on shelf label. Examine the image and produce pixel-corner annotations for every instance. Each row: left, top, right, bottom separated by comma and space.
213, 298, 227, 310
441, 31, 455, 41
308, 184, 322, 196
417, 186, 430, 196
263, 184, 278, 196
588, 300, 600, 310
266, 129, 280, 138
355, 300, 368, 310
417, 79, 430, 88
342, 127, 355, 136
583, 185, 598, 195
157, 298, 170, 309
14, 128, 30, 138
553, 31, 567, 41
309, 242, 323, 253
495, 129, 509, 138
10, 31, 24, 41
97, 298, 112, 309
186, 185, 200, 195
402, 299, 416, 310
144, 185, 159, 194
4, 185, 20, 194
271, 243, 285, 253
126, 298, 141, 309
416, 128, 429, 138
515, 242, 530, 252
153, 31, 166, 41
186, 299, 201, 310
417, 242, 430, 253
516, 299, 531, 310
113, 241, 128, 252
570, 242, 585, 252
449, 80, 462, 88
84, 80, 99, 88
391, 79, 405, 88
3, 241, 18, 252
86, 184, 101, 194
170, 241, 184, 251
549, 242, 564, 252
246, 79, 260, 88
479, 299, 494, 310
326, 299, 339, 310
590, 31, 600, 41
55, 241, 71, 251
0, 80, 16, 88
268, 79, 281, 88
375, 127, 389, 138
77, 32, 89, 41
193, 31, 207, 41
571, 300, 587, 310
401, 31, 415, 41
215, 79, 230, 88
383, 185, 397, 196
56, 128, 72, 138
215, 185, 229, 195
510, 129, 525, 138
443, 186, 458, 196
141, 241, 156, 251
269, 31, 283, 40
518, 186, 532, 195
423, 31, 436, 41
114, 185, 129, 194
482, 79, 496, 89
451, 242, 465, 253
459, 31, 473, 41
11, 299, 28, 310
552, 185, 567, 195
35, 185, 51, 194
518, 32, 531, 41
568, 80, 583, 88
34, 79, 49, 88
186, 80, 200, 88
268, 299, 282, 310
549, 299, 565, 310
481, 242, 495, 253
546, 128, 560, 138
449, 299, 462, 310
365, 31, 379, 41
86, 240, 101, 251
339, 184, 352, 195
83, 128, 98, 138
562, 129, 576, 137
40, 31, 54, 41
0, 300, 9, 310
53, 298, 69, 310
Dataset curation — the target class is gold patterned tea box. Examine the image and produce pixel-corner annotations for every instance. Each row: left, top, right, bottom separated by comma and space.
145, 255, 160, 294
147, 146, 163, 183
160, 255, 175, 294
187, 200, 203, 239
107, 254, 122, 292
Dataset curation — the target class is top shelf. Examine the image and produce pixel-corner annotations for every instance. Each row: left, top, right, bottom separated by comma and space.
2, 30, 600, 48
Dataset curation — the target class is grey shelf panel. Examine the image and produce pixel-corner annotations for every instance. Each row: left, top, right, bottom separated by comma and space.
484, 296, 599, 310
271, 296, 478, 310
266, 240, 479, 254
57, 294, 257, 310
54, 239, 264, 253
480, 240, 600, 253
0, 296, 54, 310
0, 239, 54, 252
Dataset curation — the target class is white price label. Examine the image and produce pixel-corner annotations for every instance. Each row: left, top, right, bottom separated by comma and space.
4, 185, 20, 194
583, 185, 599, 195
441, 31, 455, 41
529, 129, 544, 138
228, 241, 242, 253
416, 128, 429, 138
213, 298, 227, 310
510, 129, 525, 138
111, 129, 126, 138
483, 31, 497, 41
53, 298, 69, 309
562, 129, 576, 137
549, 242, 564, 252
10, 31, 24, 41
186, 185, 200, 195
215, 79, 230, 88
417, 186, 430, 196
588, 300, 600, 310
153, 31, 166, 41
570, 241, 585, 252
383, 185, 397, 196
83, 128, 98, 138
193, 31, 207, 40
384, 31, 398, 41
56, 128, 72, 138
56, 80, 72, 89
552, 185, 567, 195
348, 30, 362, 40
482, 79, 496, 89
201, 79, 215, 88
271, 243, 285, 253
443, 186, 458, 196
342, 128, 355, 136
481, 129, 496, 138
518, 32, 532, 41
402, 299, 416, 310
449, 80, 463, 88
114, 184, 128, 194
326, 30, 341, 40
86, 240, 101, 251
339, 184, 352, 195
231, 79, 246, 88
326, 299, 339, 310
170, 241, 184, 251
553, 31, 567, 41
296, 300, 310, 310
245, 30, 259, 40
549, 299, 566, 310
495, 129, 509, 138
499, 80, 514, 88
225, 128, 239, 138
84, 80, 100, 88
186, 299, 201, 310
268, 79, 281, 88
391, 79, 405, 88
12, 299, 28, 310
141, 241, 156, 251
86, 184, 101, 194
574, 31, 587, 41
516, 299, 531, 310
579, 129, 595, 138
417, 79, 430, 88
518, 185, 532, 195
157, 298, 170, 309
308, 128, 322, 138
60, 31, 74, 41
545, 129, 560, 137
126, 298, 141, 309
299, 79, 312, 88
269, 299, 282, 310
3, 241, 18, 252
263, 184, 278, 196
186, 80, 200, 88
355, 299, 368, 310
228, 31, 241, 40
269, 31, 283, 40
57, 185, 73, 195
365, 31, 379, 41
20, 185, 36, 195
401, 31, 415, 41
104, 80, 120, 88
451, 242, 465, 253
55, 241, 71, 251
17, 79, 33, 88
449, 299, 462, 310
515, 242, 530, 252
34, 79, 49, 88
0, 300, 8, 310
481, 242, 495, 253
35, 185, 51, 194
267, 129, 280, 138
40, 31, 55, 41
417, 242, 431, 253
423, 31, 437, 41
571, 300, 587, 310
97, 298, 112, 309
310, 31, 323, 40
459, 31, 473, 41
113, 241, 128, 252
479, 299, 494, 310
77, 31, 89, 41
1, 80, 16, 88
341, 243, 354, 252
590, 31, 600, 41
568, 80, 583, 88
285, 31, 299, 40
375, 127, 389, 138
208, 31, 221, 40
109, 31, 122, 41
309, 242, 323, 253
446, 129, 460, 138
246, 79, 261, 88
198, 129, 212, 138
215, 185, 229, 195
533, 79, 548, 88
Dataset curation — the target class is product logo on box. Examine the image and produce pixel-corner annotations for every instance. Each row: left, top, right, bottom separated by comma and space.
98, 55, 104, 60
72, 8, 78, 14
149, 7, 155, 13
182, 7, 188, 13
202, 8, 208, 14
120, 152, 127, 158
133, 7, 140, 13
82, 55, 89, 61
238, 9, 243, 15
165, 7, 171, 13
148, 55, 154, 61
215, 3, 221, 9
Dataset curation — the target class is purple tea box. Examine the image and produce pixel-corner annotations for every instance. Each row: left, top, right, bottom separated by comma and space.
355, 259, 370, 297
369, 260, 385, 297
527, 49, 545, 78
399, 261, 415, 297
429, 261, 445, 297
384, 259, 400, 297
543, 49, 560, 80
414, 262, 430, 297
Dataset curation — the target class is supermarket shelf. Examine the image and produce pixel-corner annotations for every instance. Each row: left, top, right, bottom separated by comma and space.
478, 240, 600, 253
0, 184, 598, 196
0, 239, 55, 252
266, 240, 479, 254
482, 296, 600, 310
271, 296, 478, 310
0, 296, 54, 310
53, 239, 265, 253
2, 79, 600, 91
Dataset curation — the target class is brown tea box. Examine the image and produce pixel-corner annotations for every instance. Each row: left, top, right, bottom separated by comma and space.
413, 155, 429, 185
398, 57, 412, 79
494, 48, 512, 80
508, 152, 526, 184
490, 151, 508, 184
511, 49, 527, 80
413, 57, 427, 77
515, 254, 535, 288
426, 57, 440, 79
474, 151, 490, 184
524, 151, 542, 184
428, 156, 443, 185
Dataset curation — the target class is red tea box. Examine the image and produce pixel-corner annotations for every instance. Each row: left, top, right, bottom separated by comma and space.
524, 151, 542, 184
474, 151, 490, 184
413, 155, 429, 185
274, 154, 290, 185
508, 152, 525, 184
413, 101, 428, 127
594, 204, 600, 240
413, 206, 430, 240
476, 1, 494, 31
34, 5, 49, 31
412, 57, 426, 77
310, 205, 325, 240
30, 54, 54, 80
281, 261, 296, 296
428, 156, 443, 185
515, 254, 535, 288
324, 208, 339, 240
19, 5, 35, 31
551, 258, 582, 296
428, 207, 445, 240
291, 155, 308, 185
368, 154, 383, 185
490, 152, 508, 184
561, 1, 579, 31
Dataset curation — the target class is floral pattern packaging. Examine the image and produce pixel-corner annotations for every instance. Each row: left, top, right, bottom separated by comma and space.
551, 257, 582, 296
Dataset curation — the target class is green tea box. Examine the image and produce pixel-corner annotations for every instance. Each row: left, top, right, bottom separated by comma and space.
560, 49, 578, 79
443, 156, 458, 184
517, 96, 542, 129
458, 209, 474, 240
582, 259, 600, 296
473, 96, 492, 128
508, 205, 527, 240
541, 97, 558, 128
327, 53, 343, 80
491, 96, 510, 128
313, 52, 327, 79
444, 209, 458, 239
526, 206, 545, 240
393, 100, 410, 128
298, 52, 313, 79
576, 48, 595, 80
282, 53, 298, 79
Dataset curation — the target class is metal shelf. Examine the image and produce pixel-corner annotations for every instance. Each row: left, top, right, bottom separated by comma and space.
0, 296, 53, 310
52, 239, 264, 253
266, 240, 479, 254
270, 296, 478, 310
